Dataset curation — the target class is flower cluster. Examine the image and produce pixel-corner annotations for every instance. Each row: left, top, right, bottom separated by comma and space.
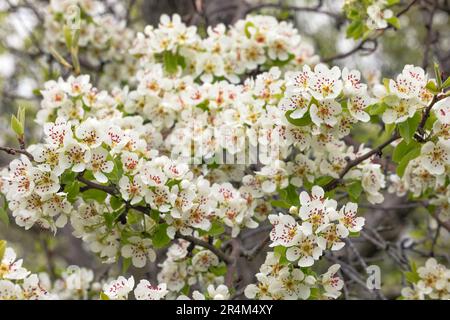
157, 240, 227, 298
43, 0, 137, 89
0, 241, 103, 300
401, 258, 450, 300
1, 6, 450, 301
269, 186, 364, 267
244, 186, 363, 300
244, 251, 344, 300
102, 276, 168, 300
344, 0, 399, 39
131, 14, 319, 83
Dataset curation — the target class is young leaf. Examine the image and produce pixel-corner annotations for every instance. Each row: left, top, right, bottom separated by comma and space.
100, 292, 110, 300
398, 113, 420, 144
152, 223, 171, 248
0, 207, 9, 227
347, 181, 363, 201
11, 115, 24, 136
434, 62, 442, 89
396, 145, 421, 177
0, 240, 6, 261
122, 257, 132, 274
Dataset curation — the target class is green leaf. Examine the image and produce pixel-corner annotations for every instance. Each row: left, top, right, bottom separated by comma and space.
0, 240, 6, 261
367, 102, 387, 116
0, 207, 9, 227
152, 223, 171, 248
442, 76, 450, 89
64, 181, 80, 203
386, 16, 400, 29
63, 26, 72, 50
244, 21, 255, 38
196, 100, 210, 112
270, 199, 291, 209
393, 140, 420, 163
285, 110, 312, 126
405, 270, 420, 284
122, 257, 132, 274
207, 221, 225, 236
60, 171, 76, 184
425, 80, 439, 93
398, 112, 420, 144
110, 196, 123, 210
210, 264, 227, 276
346, 20, 364, 39
82, 188, 108, 202
105, 158, 123, 183
273, 246, 289, 265
347, 181, 363, 201
11, 115, 24, 136
18, 106, 26, 126
163, 50, 182, 74
314, 176, 333, 187
434, 62, 442, 89
100, 292, 110, 300
396, 145, 421, 177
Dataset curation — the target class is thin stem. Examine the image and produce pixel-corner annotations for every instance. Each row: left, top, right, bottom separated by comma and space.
0, 146, 34, 161
176, 233, 233, 264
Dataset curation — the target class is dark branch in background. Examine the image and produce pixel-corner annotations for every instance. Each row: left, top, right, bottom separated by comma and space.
243, 2, 342, 20
225, 238, 241, 288
323, 0, 420, 63
324, 93, 441, 192
176, 233, 233, 264
0, 146, 34, 161
76, 172, 117, 196
324, 133, 400, 191
422, 1, 438, 71
241, 233, 270, 260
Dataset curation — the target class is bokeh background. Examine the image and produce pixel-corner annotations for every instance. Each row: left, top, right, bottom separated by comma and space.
0, 0, 449, 299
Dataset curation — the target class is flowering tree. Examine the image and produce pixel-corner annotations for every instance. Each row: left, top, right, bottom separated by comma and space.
0, 0, 449, 300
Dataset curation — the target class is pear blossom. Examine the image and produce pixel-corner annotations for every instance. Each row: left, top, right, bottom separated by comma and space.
367, 4, 393, 30
119, 176, 144, 205
433, 97, 450, 124
134, 280, 168, 300
286, 234, 323, 267
29, 168, 60, 196
59, 141, 91, 173
85, 147, 114, 183
420, 139, 450, 175
0, 247, 30, 280
321, 264, 343, 299
121, 237, 156, 268
310, 99, 342, 127
309, 64, 343, 101
382, 97, 419, 124
338, 202, 365, 233
103, 276, 135, 300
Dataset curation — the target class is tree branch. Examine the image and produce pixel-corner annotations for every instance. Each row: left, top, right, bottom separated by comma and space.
0, 146, 34, 161
76, 172, 117, 196
176, 233, 233, 264
324, 93, 441, 192
323, 0, 420, 63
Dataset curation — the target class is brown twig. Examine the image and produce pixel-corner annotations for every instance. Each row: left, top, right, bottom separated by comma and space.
0, 146, 34, 161
225, 238, 241, 288
176, 233, 233, 264
243, 2, 342, 20
323, 133, 401, 191
76, 172, 117, 196
323, 0, 420, 63
324, 93, 440, 192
